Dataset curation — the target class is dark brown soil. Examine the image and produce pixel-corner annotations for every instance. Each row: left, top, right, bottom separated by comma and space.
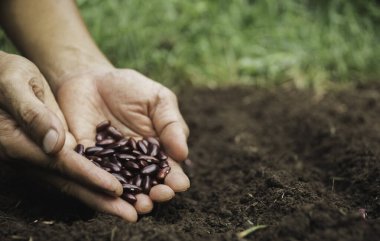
1, 84, 380, 241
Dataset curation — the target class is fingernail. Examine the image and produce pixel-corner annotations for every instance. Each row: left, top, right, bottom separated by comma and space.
43, 129, 59, 153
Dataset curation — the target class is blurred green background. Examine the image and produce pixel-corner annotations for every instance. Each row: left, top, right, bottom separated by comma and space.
1, 0, 379, 89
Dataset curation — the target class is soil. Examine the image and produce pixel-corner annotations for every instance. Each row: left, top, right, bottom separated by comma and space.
1, 83, 380, 241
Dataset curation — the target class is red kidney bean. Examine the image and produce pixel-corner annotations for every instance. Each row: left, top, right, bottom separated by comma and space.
95, 132, 107, 142
138, 160, 149, 168
77, 121, 173, 203
133, 174, 142, 187
116, 153, 136, 161
127, 137, 137, 149
85, 146, 104, 155
157, 166, 171, 180
96, 120, 111, 132
107, 126, 123, 140
131, 150, 142, 156
74, 144, 84, 155
93, 162, 101, 168
141, 164, 159, 175
112, 173, 127, 184
88, 156, 102, 163
121, 193, 137, 204
108, 139, 127, 150
119, 146, 131, 153
110, 156, 122, 167
120, 169, 133, 178
157, 151, 168, 161
122, 184, 142, 194
96, 138, 115, 147
146, 137, 160, 147
95, 148, 115, 157
142, 175, 151, 194
137, 140, 148, 154
142, 139, 149, 147
124, 161, 140, 171
159, 160, 169, 168
149, 144, 159, 157
138, 155, 158, 162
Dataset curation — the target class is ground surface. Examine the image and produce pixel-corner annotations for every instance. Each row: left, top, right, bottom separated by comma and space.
1, 84, 379, 241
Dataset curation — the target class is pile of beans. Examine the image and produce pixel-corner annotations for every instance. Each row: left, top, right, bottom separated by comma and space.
74, 120, 170, 204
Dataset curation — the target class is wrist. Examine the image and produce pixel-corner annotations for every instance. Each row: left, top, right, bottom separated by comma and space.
40, 46, 114, 93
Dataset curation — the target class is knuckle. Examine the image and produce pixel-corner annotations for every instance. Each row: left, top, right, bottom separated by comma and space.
17, 103, 43, 128
59, 182, 74, 195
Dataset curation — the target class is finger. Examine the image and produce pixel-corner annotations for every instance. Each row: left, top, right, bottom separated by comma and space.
0, 72, 65, 154
134, 194, 153, 214
151, 88, 189, 161
29, 168, 137, 222
0, 115, 122, 197
53, 148, 124, 196
164, 158, 190, 192
149, 184, 175, 202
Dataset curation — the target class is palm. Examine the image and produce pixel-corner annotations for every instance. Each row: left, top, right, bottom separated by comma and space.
57, 69, 163, 145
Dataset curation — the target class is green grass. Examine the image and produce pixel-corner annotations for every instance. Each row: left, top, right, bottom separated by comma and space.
1, 0, 379, 89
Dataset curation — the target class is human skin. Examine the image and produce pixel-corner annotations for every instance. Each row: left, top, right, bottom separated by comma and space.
0, 0, 190, 221
0, 52, 138, 221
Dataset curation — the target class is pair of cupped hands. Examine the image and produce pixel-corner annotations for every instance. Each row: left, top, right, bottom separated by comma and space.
0, 51, 190, 222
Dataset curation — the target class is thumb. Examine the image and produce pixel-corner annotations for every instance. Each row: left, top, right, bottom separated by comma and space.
1, 75, 66, 154
151, 87, 189, 161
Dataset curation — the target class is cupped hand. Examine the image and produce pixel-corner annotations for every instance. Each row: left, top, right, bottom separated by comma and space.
55, 67, 191, 214
0, 52, 136, 222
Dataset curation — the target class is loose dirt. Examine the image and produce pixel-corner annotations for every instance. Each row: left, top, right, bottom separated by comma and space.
1, 84, 379, 241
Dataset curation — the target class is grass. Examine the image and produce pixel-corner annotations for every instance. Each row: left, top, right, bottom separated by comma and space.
1, 0, 379, 89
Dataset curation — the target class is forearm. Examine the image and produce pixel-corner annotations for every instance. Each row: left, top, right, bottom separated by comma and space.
0, 0, 112, 92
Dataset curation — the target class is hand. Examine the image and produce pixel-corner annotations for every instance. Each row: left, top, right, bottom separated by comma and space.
0, 52, 136, 222
55, 67, 191, 214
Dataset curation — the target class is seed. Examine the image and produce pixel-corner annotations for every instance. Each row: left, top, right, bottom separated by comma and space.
87, 156, 102, 163
159, 160, 169, 168
138, 160, 148, 168
138, 155, 158, 162
142, 175, 151, 194
116, 153, 136, 161
76, 121, 172, 201
108, 138, 128, 150
122, 184, 142, 194
74, 144, 84, 155
96, 138, 115, 147
121, 193, 137, 204
85, 146, 104, 155
105, 162, 121, 172
141, 164, 159, 175
95, 148, 115, 157
137, 140, 148, 154
146, 137, 160, 147
107, 126, 123, 140
127, 137, 137, 149
157, 151, 168, 161
131, 150, 142, 156
133, 174, 142, 187
120, 169, 133, 178
152, 179, 158, 186
93, 162, 101, 168
110, 157, 122, 167
112, 173, 127, 184
119, 146, 131, 153
157, 166, 171, 180
96, 120, 111, 132
149, 144, 159, 157
142, 139, 149, 147
124, 161, 140, 171
95, 132, 107, 142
